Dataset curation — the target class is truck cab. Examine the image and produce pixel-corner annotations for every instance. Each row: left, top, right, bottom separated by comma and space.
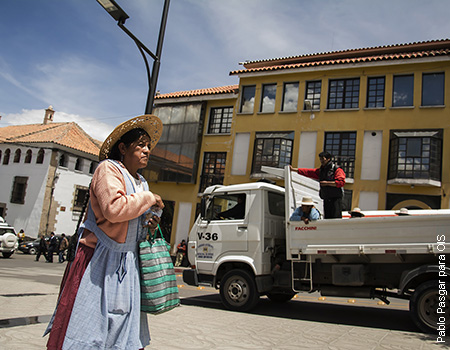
184, 181, 285, 309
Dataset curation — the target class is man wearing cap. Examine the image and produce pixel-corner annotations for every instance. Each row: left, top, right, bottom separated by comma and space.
290, 196, 321, 224
290, 151, 345, 219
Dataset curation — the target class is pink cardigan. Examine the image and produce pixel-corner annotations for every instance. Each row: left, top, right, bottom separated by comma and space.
81, 161, 157, 248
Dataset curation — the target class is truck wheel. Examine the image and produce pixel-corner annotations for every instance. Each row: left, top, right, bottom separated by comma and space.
410, 280, 449, 333
267, 292, 296, 303
2, 252, 13, 258
220, 269, 259, 311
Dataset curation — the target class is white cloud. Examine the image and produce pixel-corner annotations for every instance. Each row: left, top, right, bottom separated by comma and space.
2, 108, 114, 142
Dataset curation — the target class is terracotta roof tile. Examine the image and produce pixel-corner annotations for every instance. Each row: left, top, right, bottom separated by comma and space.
0, 122, 101, 157
155, 85, 238, 99
231, 39, 450, 75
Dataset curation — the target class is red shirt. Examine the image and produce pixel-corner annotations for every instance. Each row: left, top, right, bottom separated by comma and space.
297, 167, 346, 188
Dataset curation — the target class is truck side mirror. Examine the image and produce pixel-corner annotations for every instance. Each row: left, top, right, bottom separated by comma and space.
200, 197, 207, 219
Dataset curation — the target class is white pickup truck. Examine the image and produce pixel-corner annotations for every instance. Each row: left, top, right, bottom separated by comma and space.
183, 166, 450, 334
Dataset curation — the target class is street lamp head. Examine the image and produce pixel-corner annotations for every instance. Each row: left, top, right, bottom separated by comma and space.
96, 0, 129, 23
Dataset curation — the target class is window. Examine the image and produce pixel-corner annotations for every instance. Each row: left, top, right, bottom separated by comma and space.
0, 150, 2, 163
11, 176, 28, 204
14, 149, 21, 163
208, 107, 233, 134
73, 186, 89, 212
59, 154, 68, 167
3, 149, 10, 165
388, 130, 442, 181
252, 132, 294, 174
199, 152, 227, 193
89, 162, 97, 174
260, 83, 277, 113
324, 132, 356, 178
366, 77, 385, 108
422, 72, 444, 106
75, 158, 83, 171
327, 78, 359, 109
305, 81, 321, 110
268, 192, 285, 217
25, 150, 32, 163
36, 149, 45, 164
281, 82, 299, 112
205, 193, 246, 221
393, 75, 414, 107
148, 104, 203, 183
240, 85, 256, 113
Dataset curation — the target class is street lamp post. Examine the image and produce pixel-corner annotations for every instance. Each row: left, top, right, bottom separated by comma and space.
96, 0, 170, 114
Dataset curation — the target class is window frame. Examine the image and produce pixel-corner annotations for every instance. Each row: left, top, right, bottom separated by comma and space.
327, 78, 360, 109
281, 82, 299, 112
422, 72, 445, 106
392, 74, 414, 107
324, 131, 357, 179
239, 85, 256, 113
366, 76, 385, 108
251, 132, 294, 174
199, 152, 227, 193
305, 80, 322, 110
388, 130, 442, 182
25, 149, 32, 163
10, 176, 28, 204
207, 106, 233, 134
260, 83, 277, 113
73, 186, 89, 212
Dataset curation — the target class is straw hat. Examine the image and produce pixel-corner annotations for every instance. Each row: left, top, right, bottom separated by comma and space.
349, 207, 365, 217
300, 196, 315, 206
395, 207, 410, 216
99, 115, 163, 161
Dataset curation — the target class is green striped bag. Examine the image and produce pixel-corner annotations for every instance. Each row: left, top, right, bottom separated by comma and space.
138, 227, 180, 314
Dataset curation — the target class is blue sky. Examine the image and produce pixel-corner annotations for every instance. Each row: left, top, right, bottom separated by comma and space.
1, 0, 450, 140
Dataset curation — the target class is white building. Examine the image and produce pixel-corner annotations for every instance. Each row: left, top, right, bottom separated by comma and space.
0, 107, 101, 238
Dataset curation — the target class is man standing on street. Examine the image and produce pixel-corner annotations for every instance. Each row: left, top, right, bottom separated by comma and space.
290, 151, 346, 219
46, 232, 58, 263
36, 235, 47, 262
58, 233, 68, 263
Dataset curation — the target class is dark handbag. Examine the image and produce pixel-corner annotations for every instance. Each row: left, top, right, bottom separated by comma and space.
139, 226, 180, 314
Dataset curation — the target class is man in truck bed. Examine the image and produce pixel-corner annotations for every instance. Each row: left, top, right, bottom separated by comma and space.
290, 151, 345, 219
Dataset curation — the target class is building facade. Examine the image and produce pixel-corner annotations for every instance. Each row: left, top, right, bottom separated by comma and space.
149, 39, 450, 249
0, 107, 100, 238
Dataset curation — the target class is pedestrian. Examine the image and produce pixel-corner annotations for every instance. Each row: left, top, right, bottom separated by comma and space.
36, 234, 48, 262
58, 233, 68, 263
175, 239, 187, 267
18, 229, 25, 243
44, 115, 164, 350
290, 151, 346, 219
289, 196, 321, 224
46, 232, 58, 263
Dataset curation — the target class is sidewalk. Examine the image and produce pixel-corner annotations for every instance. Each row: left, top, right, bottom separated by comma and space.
0, 258, 447, 349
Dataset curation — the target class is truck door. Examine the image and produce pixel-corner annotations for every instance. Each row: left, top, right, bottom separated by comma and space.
195, 192, 249, 273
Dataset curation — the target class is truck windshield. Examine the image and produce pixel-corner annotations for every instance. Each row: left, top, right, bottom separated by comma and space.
205, 193, 246, 220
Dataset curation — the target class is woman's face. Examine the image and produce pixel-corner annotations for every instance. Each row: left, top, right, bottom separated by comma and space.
120, 134, 151, 173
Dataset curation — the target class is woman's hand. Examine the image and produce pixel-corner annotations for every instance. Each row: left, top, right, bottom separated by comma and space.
144, 215, 161, 232
153, 194, 165, 209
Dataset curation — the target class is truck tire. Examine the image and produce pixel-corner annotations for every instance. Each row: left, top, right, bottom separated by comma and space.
2, 252, 13, 258
410, 280, 449, 333
267, 292, 296, 303
220, 269, 260, 311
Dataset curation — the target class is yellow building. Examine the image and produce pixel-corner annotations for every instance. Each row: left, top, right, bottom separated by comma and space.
147, 39, 450, 249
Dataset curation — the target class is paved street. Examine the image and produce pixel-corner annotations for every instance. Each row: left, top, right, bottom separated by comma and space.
0, 252, 447, 349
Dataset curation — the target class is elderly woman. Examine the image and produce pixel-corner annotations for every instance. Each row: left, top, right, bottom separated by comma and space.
45, 115, 164, 350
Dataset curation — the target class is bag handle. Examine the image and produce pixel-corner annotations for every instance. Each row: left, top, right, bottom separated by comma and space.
148, 224, 164, 245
